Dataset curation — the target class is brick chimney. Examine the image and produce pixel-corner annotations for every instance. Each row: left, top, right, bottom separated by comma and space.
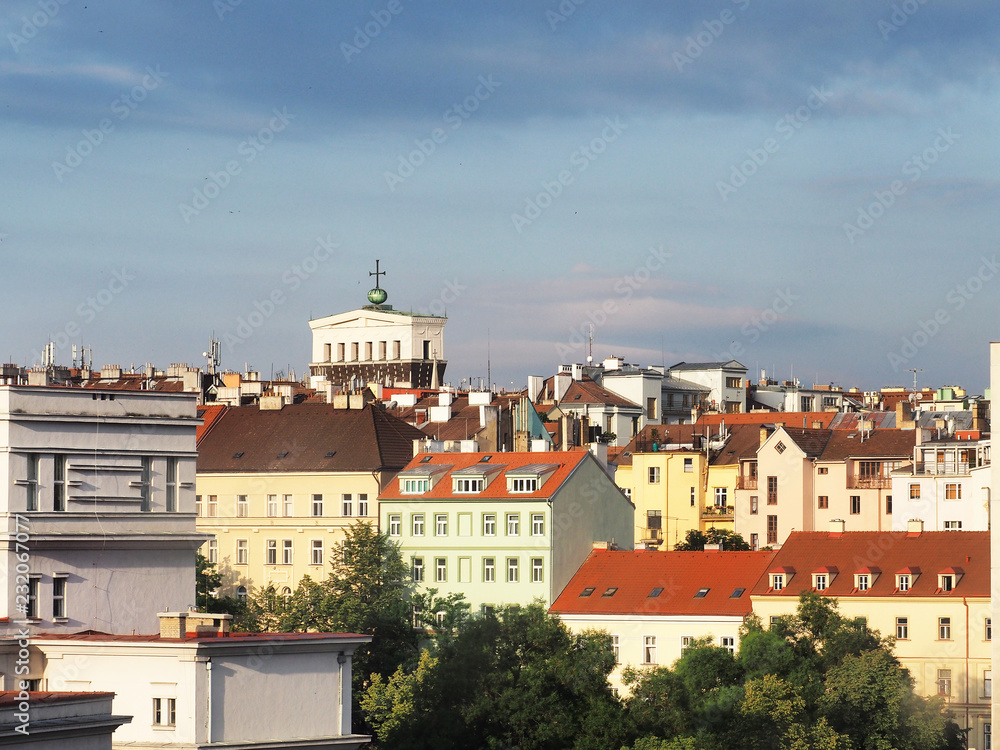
158, 612, 188, 639
759, 426, 768, 447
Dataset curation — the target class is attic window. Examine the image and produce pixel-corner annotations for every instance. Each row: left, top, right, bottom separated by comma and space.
478, 456, 493, 463
420, 456, 433, 463
730, 588, 745, 598
574, 394, 581, 400
694, 588, 709, 598
232, 452, 244, 458
277, 451, 288, 458
580, 587, 595, 597
649, 587, 663, 598
775, 441, 786, 454
602, 587, 618, 597
326, 451, 336, 458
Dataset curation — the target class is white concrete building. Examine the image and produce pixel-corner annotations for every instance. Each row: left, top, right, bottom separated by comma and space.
667, 361, 748, 414
0, 691, 130, 748
0, 386, 207, 637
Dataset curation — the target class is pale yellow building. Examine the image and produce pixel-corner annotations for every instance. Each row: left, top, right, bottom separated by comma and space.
752, 525, 990, 749
195, 401, 423, 596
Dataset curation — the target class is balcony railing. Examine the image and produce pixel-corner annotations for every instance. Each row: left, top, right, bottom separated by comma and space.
913, 462, 972, 476
847, 475, 893, 489
736, 476, 758, 490
640, 527, 664, 544
702, 505, 734, 520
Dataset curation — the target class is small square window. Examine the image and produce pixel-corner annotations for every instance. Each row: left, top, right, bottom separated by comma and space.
580, 587, 595, 597
649, 587, 663, 598
602, 587, 618, 597
694, 588, 709, 598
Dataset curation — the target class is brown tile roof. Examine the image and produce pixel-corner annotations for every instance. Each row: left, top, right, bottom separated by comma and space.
711, 423, 766, 466
550, 549, 776, 617
698, 412, 837, 429
817, 429, 916, 461
780, 427, 833, 457
560, 378, 640, 409
196, 403, 423, 473
750, 530, 989, 598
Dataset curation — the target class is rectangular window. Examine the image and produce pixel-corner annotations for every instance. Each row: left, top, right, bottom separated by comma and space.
690, 487, 695, 506
612, 634, 620, 663
531, 513, 544, 536
392, 340, 401, 359
720, 636, 735, 654
342, 494, 353, 516
750, 533, 759, 551
236, 539, 248, 565
237, 495, 249, 517
818, 467, 829, 474
886, 495, 892, 515
937, 669, 952, 696
941, 574, 954, 590
283, 494, 294, 516
767, 515, 778, 545
195, 494, 203, 517
898, 574, 910, 591
455, 478, 484, 493
402, 478, 430, 493
312, 494, 323, 517
139, 457, 152, 512
337, 342, 345, 361
412, 514, 425, 536
311, 540, 323, 565
436, 513, 448, 536
909, 484, 920, 500
483, 557, 495, 582
646, 397, 657, 420
153, 697, 176, 727
267, 495, 278, 517
986, 724, 992, 750
266, 540, 277, 565
648, 466, 660, 484
436, 557, 447, 583
507, 557, 519, 582
750, 495, 758, 515
939, 617, 952, 640
767, 476, 778, 504
506, 513, 520, 536
896, 617, 908, 639
53, 454, 67, 512
388, 514, 401, 536
643, 635, 656, 665
850, 496, 861, 515
510, 477, 538, 492
726, 376, 742, 388
531, 557, 543, 583
771, 574, 784, 591
365, 341, 373, 360
165, 457, 177, 513
684, 457, 693, 472
987, 617, 992, 641
358, 493, 369, 516
945, 483, 961, 500
208, 538, 218, 564
857, 575, 869, 591
483, 513, 496, 536
412, 557, 424, 582
52, 576, 67, 619
986, 670, 993, 699
26, 576, 38, 619
681, 636, 694, 653
26, 454, 39, 511
208, 495, 218, 517
351, 342, 359, 361
714, 487, 727, 507
818, 495, 829, 509
814, 574, 827, 591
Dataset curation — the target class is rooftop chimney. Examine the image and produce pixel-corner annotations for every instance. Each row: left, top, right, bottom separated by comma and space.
158, 612, 188, 639
759, 426, 768, 447
906, 518, 924, 536
829, 519, 845, 535
703, 543, 721, 552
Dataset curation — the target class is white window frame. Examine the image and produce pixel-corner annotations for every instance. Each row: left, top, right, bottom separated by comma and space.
358, 493, 369, 516
312, 494, 323, 517
507, 557, 519, 583
436, 557, 447, 583
455, 477, 484, 493
342, 494, 352, 516
771, 574, 784, 591
237, 494, 249, 517
402, 478, 430, 494
531, 513, 544, 536
412, 557, 424, 582
531, 557, 543, 583
236, 539, 248, 565
897, 574, 910, 591
435, 513, 448, 536
388, 513, 401, 536
208, 538, 218, 564
207, 495, 218, 518
282, 494, 293, 517
311, 539, 323, 566
266, 540, 277, 566
483, 557, 495, 582
648, 466, 660, 484
612, 634, 620, 663
282, 539, 293, 565
720, 636, 735, 654
506, 513, 519, 536
896, 616, 908, 640
483, 513, 496, 536
52, 575, 67, 619
643, 635, 656, 665
153, 697, 176, 727
267, 494, 278, 517
939, 617, 952, 640
412, 513, 425, 536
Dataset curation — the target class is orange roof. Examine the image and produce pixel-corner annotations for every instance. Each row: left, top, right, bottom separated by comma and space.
196, 404, 228, 444
549, 549, 776, 617
379, 451, 591, 501
751, 531, 989, 598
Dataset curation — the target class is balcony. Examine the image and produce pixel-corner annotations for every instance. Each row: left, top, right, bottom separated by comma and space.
640, 527, 664, 545
702, 505, 734, 520
913, 462, 972, 476
736, 476, 758, 490
847, 475, 892, 489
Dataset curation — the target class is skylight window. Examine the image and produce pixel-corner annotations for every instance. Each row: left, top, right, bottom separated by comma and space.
730, 588, 746, 598
579, 587, 595, 597
420, 456, 433, 463
325, 451, 336, 458
694, 588, 709, 598
649, 587, 663, 598
478, 456, 492, 463
602, 587, 618, 597
277, 451, 288, 458
232, 451, 244, 458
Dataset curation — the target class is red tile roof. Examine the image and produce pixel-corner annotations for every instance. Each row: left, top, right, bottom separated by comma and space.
379, 450, 591, 501
750, 531, 989, 598
196, 404, 228, 444
549, 549, 777, 617
560, 378, 640, 409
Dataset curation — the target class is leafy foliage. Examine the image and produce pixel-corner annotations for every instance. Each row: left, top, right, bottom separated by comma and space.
672, 527, 751, 551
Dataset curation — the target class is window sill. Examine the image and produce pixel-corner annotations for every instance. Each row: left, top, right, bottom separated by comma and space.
53, 617, 69, 624
151, 725, 176, 732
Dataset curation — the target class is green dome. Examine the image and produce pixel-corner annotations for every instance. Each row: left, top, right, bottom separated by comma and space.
368, 287, 388, 304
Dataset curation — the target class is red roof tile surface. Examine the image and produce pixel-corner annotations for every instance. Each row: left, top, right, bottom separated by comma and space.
750, 531, 989, 598
549, 549, 777, 617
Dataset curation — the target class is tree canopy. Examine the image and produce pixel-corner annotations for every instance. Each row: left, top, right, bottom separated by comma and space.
672, 527, 751, 551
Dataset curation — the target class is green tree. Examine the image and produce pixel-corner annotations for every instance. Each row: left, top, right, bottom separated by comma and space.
195, 552, 222, 610
672, 528, 751, 551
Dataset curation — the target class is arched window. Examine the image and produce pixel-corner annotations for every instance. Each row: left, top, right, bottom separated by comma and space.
237, 585, 247, 601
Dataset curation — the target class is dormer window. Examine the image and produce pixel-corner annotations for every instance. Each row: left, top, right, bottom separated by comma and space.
454, 478, 484, 493
898, 575, 910, 591
854, 567, 880, 591
896, 567, 919, 592
937, 567, 964, 592
506, 464, 558, 494
510, 477, 537, 493
771, 574, 784, 591
403, 478, 429, 494
813, 574, 827, 591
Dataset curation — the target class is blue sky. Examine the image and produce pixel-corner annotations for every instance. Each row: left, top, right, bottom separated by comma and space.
2, 1, 998, 392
